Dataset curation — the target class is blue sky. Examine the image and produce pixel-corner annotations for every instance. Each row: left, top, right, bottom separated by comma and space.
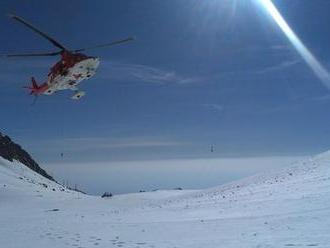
1, 0, 330, 193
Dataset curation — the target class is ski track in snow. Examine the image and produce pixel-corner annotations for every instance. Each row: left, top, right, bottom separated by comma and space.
1, 154, 330, 248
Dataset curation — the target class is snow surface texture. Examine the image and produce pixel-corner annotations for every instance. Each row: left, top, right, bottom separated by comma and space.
1, 154, 330, 248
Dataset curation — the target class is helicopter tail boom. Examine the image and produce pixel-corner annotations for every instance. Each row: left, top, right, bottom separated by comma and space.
24, 77, 49, 95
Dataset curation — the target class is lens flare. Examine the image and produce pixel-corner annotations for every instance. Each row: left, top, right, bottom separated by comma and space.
258, 0, 330, 88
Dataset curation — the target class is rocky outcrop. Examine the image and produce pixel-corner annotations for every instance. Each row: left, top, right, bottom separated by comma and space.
0, 132, 54, 181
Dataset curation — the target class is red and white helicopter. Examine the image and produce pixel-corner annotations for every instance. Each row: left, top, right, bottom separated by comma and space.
5, 15, 133, 100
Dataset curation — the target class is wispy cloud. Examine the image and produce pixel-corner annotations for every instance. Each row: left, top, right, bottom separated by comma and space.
270, 45, 290, 51
309, 94, 330, 103
227, 44, 292, 54
202, 103, 224, 112
255, 59, 301, 74
100, 61, 199, 85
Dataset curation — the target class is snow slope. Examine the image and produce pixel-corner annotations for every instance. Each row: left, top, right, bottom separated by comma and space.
1, 153, 330, 248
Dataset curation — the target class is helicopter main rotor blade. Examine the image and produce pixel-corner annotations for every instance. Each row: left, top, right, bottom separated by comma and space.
8, 14, 67, 51
5, 51, 61, 57
73, 37, 134, 53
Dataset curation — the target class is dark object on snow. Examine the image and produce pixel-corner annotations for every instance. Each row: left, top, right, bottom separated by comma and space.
46, 208, 59, 212
66, 185, 87, 194
101, 192, 113, 198
41, 183, 48, 188
0, 132, 54, 181
173, 187, 183, 190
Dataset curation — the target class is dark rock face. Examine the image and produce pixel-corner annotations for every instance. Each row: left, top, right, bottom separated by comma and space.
0, 132, 54, 181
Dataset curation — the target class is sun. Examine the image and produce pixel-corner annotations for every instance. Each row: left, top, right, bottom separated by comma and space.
257, 0, 330, 88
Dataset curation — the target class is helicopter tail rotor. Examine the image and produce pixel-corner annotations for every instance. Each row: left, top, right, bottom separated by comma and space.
23, 77, 39, 95
23, 77, 49, 96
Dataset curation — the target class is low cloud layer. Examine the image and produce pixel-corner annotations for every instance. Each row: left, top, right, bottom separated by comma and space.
33, 136, 189, 153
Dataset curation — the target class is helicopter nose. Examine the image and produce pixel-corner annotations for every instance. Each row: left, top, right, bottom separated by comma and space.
84, 57, 100, 77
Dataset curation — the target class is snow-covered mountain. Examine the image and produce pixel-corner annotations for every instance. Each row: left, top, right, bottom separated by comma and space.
1, 149, 330, 247
0, 132, 53, 180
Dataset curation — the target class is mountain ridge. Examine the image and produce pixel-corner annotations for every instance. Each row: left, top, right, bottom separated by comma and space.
0, 132, 54, 181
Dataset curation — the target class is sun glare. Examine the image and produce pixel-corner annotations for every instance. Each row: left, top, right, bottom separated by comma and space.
258, 0, 330, 88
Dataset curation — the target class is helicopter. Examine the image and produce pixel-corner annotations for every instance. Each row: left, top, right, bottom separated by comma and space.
5, 14, 134, 100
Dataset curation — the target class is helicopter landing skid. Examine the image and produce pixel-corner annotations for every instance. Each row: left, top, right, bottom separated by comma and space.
71, 91, 86, 100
